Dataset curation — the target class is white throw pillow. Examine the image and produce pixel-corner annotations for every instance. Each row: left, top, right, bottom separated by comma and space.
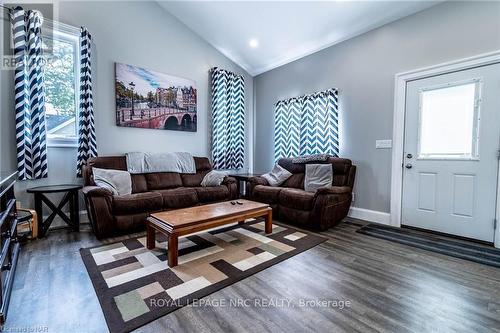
262, 164, 293, 187
93, 167, 132, 196
304, 164, 333, 192
201, 170, 228, 187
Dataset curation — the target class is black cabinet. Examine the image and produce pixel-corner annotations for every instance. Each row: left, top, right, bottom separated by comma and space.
0, 172, 20, 324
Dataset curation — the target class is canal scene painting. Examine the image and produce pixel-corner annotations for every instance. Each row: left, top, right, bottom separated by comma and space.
115, 62, 197, 131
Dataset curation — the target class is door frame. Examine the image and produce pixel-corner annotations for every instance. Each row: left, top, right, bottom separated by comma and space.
390, 50, 500, 248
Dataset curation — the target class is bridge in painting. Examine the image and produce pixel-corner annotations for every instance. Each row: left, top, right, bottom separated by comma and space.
116, 107, 197, 129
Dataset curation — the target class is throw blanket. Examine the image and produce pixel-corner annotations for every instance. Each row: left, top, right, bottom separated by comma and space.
126, 152, 196, 174
292, 154, 331, 164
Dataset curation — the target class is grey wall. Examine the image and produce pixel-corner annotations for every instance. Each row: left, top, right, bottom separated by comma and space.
253, 1, 500, 213
0, 1, 254, 208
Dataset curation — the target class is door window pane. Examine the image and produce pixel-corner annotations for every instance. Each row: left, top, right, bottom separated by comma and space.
418, 82, 479, 159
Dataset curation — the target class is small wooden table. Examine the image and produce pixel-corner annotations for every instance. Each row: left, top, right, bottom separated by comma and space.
228, 173, 262, 198
146, 199, 272, 267
27, 184, 82, 237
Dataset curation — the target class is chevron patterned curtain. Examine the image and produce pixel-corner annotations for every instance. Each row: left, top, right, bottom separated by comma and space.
76, 27, 97, 177
210, 68, 245, 170
11, 7, 48, 180
274, 88, 339, 162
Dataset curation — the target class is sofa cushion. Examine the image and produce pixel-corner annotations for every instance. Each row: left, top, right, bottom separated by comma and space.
181, 171, 209, 187
194, 157, 212, 171
281, 174, 304, 189
252, 185, 282, 204
113, 192, 163, 215
154, 188, 198, 208
131, 174, 148, 193
277, 157, 352, 187
279, 188, 315, 210
194, 186, 229, 203
145, 173, 183, 190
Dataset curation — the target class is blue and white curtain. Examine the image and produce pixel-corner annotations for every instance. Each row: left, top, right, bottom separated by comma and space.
274, 88, 339, 162
11, 7, 48, 180
76, 27, 97, 177
210, 67, 245, 170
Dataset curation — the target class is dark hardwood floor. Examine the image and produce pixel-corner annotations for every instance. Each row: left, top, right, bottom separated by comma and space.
6, 219, 500, 333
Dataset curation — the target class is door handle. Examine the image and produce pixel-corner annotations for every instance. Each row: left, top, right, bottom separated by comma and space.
405, 163, 413, 169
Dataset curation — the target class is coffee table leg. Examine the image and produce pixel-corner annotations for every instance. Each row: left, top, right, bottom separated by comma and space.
238, 220, 245, 225
146, 224, 155, 250
265, 209, 273, 234
167, 233, 178, 267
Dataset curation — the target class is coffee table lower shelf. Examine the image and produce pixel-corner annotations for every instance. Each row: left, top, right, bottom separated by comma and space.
146, 203, 272, 268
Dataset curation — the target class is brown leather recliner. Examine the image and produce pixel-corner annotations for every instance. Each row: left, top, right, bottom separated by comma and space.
248, 157, 356, 230
82, 155, 237, 239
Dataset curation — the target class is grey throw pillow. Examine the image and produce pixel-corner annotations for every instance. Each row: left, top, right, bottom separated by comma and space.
262, 164, 293, 187
201, 170, 228, 187
93, 167, 132, 196
304, 164, 333, 192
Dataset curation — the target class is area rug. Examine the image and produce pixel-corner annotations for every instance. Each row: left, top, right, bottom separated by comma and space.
357, 223, 500, 268
80, 219, 326, 333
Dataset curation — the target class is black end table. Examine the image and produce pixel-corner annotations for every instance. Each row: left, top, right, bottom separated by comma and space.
27, 184, 83, 237
228, 173, 262, 198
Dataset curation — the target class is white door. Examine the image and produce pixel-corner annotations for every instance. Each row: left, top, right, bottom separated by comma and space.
402, 63, 500, 242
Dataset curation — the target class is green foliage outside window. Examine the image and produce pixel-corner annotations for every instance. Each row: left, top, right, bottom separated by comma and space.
43, 37, 76, 116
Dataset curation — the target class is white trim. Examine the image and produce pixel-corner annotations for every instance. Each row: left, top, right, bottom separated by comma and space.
390, 50, 500, 248
348, 207, 391, 226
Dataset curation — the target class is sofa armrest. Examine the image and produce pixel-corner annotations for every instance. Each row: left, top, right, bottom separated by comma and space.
247, 176, 269, 199
315, 186, 352, 195
222, 176, 237, 185
311, 186, 353, 231
82, 186, 115, 239
248, 176, 269, 187
82, 185, 113, 197
221, 176, 238, 200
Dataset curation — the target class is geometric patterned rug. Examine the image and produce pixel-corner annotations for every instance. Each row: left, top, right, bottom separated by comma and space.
80, 219, 326, 333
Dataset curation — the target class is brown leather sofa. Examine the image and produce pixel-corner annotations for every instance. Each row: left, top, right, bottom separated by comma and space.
248, 157, 356, 230
82, 155, 237, 238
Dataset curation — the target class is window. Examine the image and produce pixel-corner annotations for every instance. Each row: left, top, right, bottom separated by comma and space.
42, 30, 80, 147
417, 80, 481, 160
274, 89, 339, 162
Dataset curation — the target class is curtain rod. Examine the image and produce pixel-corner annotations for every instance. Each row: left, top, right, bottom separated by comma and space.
0, 4, 81, 36
0, 4, 11, 12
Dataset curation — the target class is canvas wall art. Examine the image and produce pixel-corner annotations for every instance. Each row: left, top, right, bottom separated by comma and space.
115, 63, 197, 132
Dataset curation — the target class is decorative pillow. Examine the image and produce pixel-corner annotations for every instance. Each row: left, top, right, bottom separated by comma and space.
304, 164, 333, 192
292, 154, 330, 164
262, 164, 293, 187
201, 170, 228, 187
92, 167, 132, 196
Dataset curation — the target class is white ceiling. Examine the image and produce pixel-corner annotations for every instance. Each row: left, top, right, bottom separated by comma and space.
158, 1, 441, 76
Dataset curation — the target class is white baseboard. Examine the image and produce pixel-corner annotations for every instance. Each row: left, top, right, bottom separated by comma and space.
348, 207, 391, 225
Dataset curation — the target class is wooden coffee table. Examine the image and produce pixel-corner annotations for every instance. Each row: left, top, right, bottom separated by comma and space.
146, 199, 272, 267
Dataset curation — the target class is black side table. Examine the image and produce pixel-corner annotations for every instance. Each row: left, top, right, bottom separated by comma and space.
27, 184, 83, 237
228, 173, 262, 198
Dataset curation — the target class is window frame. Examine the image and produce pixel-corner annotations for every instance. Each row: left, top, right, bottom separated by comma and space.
416, 78, 482, 161
43, 29, 81, 148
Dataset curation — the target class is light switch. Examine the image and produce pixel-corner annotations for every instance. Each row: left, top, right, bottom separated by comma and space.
376, 140, 392, 149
